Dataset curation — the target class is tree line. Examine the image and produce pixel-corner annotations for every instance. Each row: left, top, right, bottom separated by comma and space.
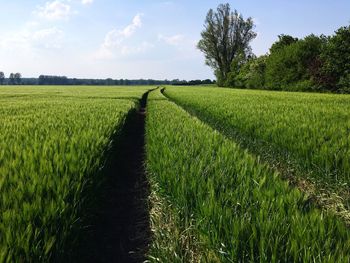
0, 72, 22, 85
0, 74, 215, 86
198, 3, 350, 93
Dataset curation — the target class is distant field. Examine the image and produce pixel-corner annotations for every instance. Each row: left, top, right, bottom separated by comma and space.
0, 86, 148, 261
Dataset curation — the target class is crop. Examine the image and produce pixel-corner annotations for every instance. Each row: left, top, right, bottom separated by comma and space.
2, 85, 350, 262
0, 86, 148, 261
146, 89, 350, 262
164, 87, 350, 195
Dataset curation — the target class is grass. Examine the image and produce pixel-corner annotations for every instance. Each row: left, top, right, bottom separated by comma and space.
145, 89, 350, 262
2, 85, 350, 261
0, 86, 149, 261
146, 179, 205, 263
164, 86, 350, 206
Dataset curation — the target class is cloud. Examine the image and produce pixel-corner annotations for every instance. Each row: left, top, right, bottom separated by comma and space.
155, 33, 203, 62
158, 34, 185, 46
95, 41, 154, 60
95, 13, 151, 59
158, 33, 199, 54
81, 0, 93, 5
31, 28, 64, 48
102, 13, 142, 49
120, 42, 154, 56
35, 1, 71, 20
0, 26, 64, 51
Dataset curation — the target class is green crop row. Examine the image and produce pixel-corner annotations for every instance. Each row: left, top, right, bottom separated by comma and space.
0, 86, 148, 261
145, 89, 350, 262
164, 86, 350, 193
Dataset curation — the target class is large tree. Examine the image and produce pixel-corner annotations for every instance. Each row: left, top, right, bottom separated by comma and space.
197, 3, 256, 86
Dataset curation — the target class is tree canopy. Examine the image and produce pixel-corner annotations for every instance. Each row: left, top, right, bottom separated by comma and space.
198, 3, 256, 86
219, 24, 350, 93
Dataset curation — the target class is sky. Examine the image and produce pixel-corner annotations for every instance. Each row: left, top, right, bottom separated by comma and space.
0, 0, 349, 80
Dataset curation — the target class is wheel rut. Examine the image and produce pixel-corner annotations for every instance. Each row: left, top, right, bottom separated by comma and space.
74, 91, 152, 263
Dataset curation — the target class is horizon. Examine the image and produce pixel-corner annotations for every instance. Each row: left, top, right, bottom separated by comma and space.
0, 0, 349, 80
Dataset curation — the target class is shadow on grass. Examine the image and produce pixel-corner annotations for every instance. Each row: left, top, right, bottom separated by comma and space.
72, 92, 151, 263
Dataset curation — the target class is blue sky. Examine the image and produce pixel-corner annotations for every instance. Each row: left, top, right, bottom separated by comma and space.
0, 0, 349, 80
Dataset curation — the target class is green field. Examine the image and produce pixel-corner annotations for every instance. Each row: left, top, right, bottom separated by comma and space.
0, 86, 148, 261
1, 85, 350, 262
146, 89, 350, 262
164, 87, 350, 206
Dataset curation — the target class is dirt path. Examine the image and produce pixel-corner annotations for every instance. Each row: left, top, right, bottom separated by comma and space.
75, 91, 151, 262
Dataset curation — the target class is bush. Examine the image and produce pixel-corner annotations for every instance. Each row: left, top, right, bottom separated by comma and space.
320, 25, 350, 91
284, 79, 314, 92
337, 73, 350, 93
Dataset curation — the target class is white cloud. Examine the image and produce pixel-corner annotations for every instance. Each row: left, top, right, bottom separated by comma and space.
158, 33, 199, 57
36, 1, 71, 20
95, 41, 153, 60
94, 47, 113, 60
31, 28, 64, 48
158, 34, 185, 46
95, 13, 150, 59
81, 0, 93, 5
121, 42, 154, 55
102, 13, 142, 49
0, 27, 64, 51
124, 13, 142, 36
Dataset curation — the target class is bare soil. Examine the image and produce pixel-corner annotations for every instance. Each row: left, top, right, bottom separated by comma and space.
74, 91, 151, 262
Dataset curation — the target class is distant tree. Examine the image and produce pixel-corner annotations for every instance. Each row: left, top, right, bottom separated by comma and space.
38, 75, 45, 85
9, 73, 15, 85
269, 35, 299, 54
0, 72, 4, 85
197, 3, 256, 86
3, 75, 215, 87
202, 79, 213, 85
14, 73, 22, 85
106, 78, 114, 85
38, 75, 68, 85
171, 79, 188, 85
187, 80, 201, 85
